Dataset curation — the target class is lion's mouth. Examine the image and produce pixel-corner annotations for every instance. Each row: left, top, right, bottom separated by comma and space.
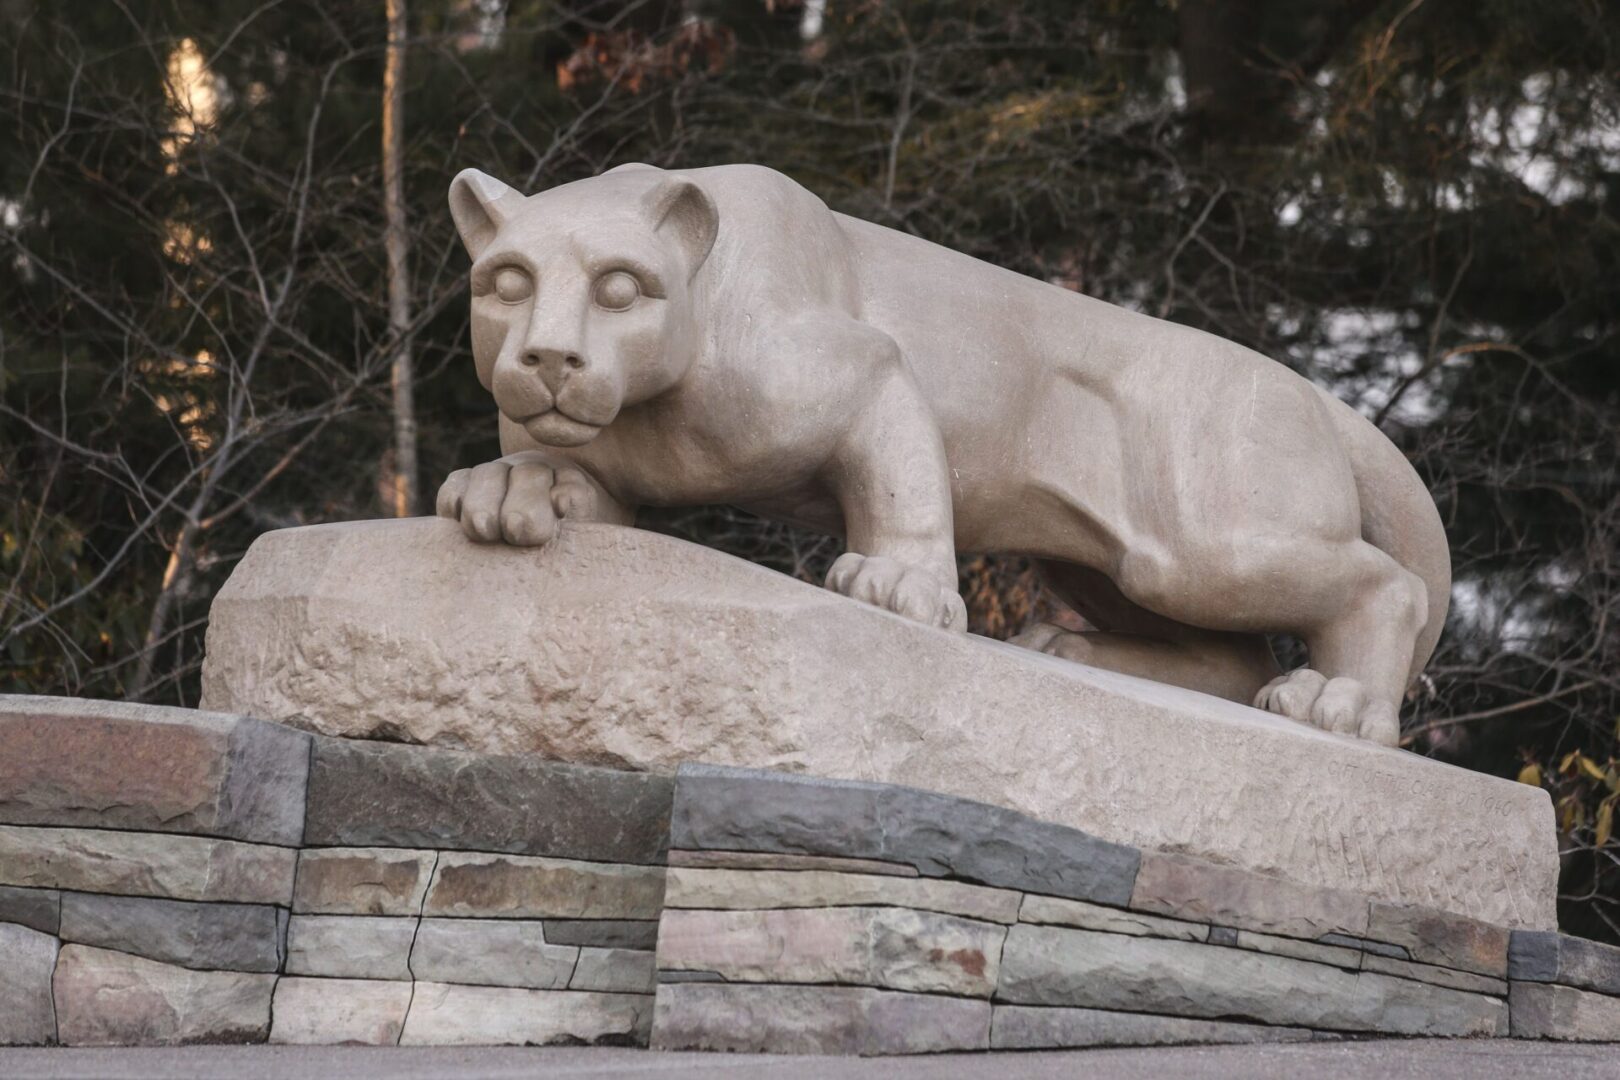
519, 409, 603, 448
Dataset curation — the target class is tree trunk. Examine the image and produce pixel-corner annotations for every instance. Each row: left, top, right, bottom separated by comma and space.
384, 0, 417, 516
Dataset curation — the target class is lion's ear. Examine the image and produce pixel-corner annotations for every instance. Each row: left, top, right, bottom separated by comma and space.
643, 175, 718, 279
448, 168, 524, 260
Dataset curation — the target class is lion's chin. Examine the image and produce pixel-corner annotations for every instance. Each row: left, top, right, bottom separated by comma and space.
520, 410, 603, 448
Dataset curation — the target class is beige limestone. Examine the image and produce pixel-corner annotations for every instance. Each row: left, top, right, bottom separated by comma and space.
399, 983, 652, 1046
52, 944, 275, 1046
269, 977, 414, 1045
202, 518, 1556, 929
0, 824, 295, 905
664, 866, 1021, 923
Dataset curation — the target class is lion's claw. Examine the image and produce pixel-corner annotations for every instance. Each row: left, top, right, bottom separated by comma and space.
825, 552, 967, 632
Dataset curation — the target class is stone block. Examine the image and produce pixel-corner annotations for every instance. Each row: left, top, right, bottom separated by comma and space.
284, 915, 416, 980
293, 847, 436, 915
1231, 929, 1361, 970
1366, 900, 1508, 978
409, 918, 577, 989
990, 1005, 1317, 1049
1510, 981, 1620, 1041
200, 519, 1556, 929
52, 943, 274, 1046
650, 982, 991, 1055
1129, 852, 1369, 940
1509, 930, 1620, 996
399, 983, 652, 1046
671, 764, 1139, 907
0, 922, 59, 1046
664, 866, 1021, 923
998, 923, 1506, 1036
269, 977, 414, 1046
1019, 893, 1206, 942
0, 885, 60, 935
1317, 932, 1409, 959
303, 735, 671, 865
58, 892, 283, 973
657, 906, 1004, 998
667, 849, 918, 876
422, 852, 664, 920
1362, 953, 1508, 997
571, 947, 656, 994
0, 825, 296, 905
0, 695, 308, 846
543, 919, 659, 950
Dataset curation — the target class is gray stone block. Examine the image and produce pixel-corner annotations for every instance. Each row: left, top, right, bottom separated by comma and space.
304, 736, 672, 864
0, 885, 60, 935
399, 983, 653, 1046
409, 918, 577, 989
1019, 893, 1206, 942
657, 906, 1005, 998
571, 947, 656, 994
1208, 926, 1239, 947
998, 923, 1506, 1036
665, 866, 1021, 923
422, 852, 665, 920
667, 849, 919, 877
670, 764, 1139, 905
544, 919, 659, 950
0, 922, 59, 1046
293, 847, 436, 915
1130, 852, 1369, 940
1234, 929, 1362, 970
1510, 980, 1620, 1041
1362, 953, 1508, 997
1509, 930, 1620, 996
284, 914, 416, 980
270, 977, 414, 1046
1365, 900, 1508, 978
0, 824, 296, 905
0, 695, 309, 846
650, 982, 991, 1055
58, 893, 282, 973
990, 1005, 1317, 1049
1317, 932, 1410, 960
52, 943, 274, 1046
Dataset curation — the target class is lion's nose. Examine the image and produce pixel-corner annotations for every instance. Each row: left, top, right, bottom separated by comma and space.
521, 347, 586, 394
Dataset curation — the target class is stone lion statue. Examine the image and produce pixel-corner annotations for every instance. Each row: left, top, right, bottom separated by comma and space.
435, 163, 1450, 747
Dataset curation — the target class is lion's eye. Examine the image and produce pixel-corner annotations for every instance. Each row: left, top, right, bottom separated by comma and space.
493, 267, 532, 304
593, 270, 639, 312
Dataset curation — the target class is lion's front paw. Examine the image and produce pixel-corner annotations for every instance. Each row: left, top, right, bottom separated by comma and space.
825, 552, 967, 632
435, 454, 611, 546
1254, 668, 1399, 747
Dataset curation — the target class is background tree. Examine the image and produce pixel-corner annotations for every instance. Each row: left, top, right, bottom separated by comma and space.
2, 0, 1616, 939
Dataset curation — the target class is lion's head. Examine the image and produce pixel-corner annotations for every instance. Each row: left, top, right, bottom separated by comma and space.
447, 164, 718, 447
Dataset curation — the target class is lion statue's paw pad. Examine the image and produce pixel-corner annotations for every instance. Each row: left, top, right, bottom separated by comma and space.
1255, 668, 1398, 747
825, 552, 967, 633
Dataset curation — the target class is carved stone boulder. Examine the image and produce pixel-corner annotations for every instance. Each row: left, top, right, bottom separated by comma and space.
200, 517, 1556, 929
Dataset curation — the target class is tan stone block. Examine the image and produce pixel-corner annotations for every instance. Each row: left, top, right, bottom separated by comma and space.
293, 847, 436, 915
1362, 953, 1507, 996
1019, 893, 1206, 941
1366, 901, 1509, 978
52, 944, 274, 1046
665, 866, 1020, 923
399, 983, 652, 1046
1510, 981, 1620, 1041
269, 977, 414, 1045
0, 825, 295, 905
284, 915, 416, 980
1230, 928, 1361, 970
409, 919, 577, 989
422, 851, 664, 920
1130, 852, 1369, 940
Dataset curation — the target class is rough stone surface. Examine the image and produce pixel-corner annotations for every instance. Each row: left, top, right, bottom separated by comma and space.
293, 847, 436, 915
1130, 852, 1369, 940
422, 852, 664, 920
0, 825, 296, 905
409, 919, 577, 989
302, 736, 672, 865
989, 1005, 1317, 1050
664, 867, 1021, 923
1509, 981, 1620, 1041
399, 984, 652, 1046
1362, 953, 1508, 996
269, 977, 414, 1046
1019, 893, 1207, 942
570, 947, 656, 994
1509, 931, 1620, 996
284, 915, 416, 980
1317, 932, 1409, 959
52, 944, 274, 1046
198, 519, 1555, 928
0, 695, 308, 846
0, 922, 59, 1046
667, 850, 919, 877
657, 906, 1004, 998
651, 982, 991, 1055
1230, 929, 1362, 970
543, 920, 659, 950
58, 893, 283, 973
1366, 901, 1509, 978
671, 765, 1139, 907
0, 885, 60, 935
998, 924, 1506, 1036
